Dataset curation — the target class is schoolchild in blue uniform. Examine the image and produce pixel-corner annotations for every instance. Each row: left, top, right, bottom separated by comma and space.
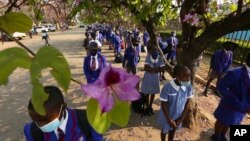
203, 42, 234, 96
211, 53, 250, 141
114, 31, 122, 56
141, 45, 165, 115
83, 42, 107, 84
157, 65, 193, 141
24, 86, 103, 141
166, 31, 178, 62
123, 37, 140, 75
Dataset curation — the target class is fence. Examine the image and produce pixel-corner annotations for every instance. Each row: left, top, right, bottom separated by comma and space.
159, 30, 250, 64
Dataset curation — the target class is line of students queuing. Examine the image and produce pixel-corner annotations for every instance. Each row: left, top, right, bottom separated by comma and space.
23, 24, 250, 141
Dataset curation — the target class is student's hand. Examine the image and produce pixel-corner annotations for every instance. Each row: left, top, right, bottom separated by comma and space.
168, 119, 177, 129
175, 117, 182, 126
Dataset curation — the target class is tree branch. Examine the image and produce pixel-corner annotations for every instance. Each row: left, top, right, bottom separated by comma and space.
237, 0, 243, 15
192, 8, 250, 58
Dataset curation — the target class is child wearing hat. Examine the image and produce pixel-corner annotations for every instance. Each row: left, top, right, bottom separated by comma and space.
83, 42, 107, 84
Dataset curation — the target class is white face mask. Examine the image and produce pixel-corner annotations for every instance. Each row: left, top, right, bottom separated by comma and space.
36, 105, 63, 132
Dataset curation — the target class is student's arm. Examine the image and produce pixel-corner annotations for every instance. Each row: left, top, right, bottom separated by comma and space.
217, 70, 235, 97
161, 101, 177, 129
144, 64, 158, 73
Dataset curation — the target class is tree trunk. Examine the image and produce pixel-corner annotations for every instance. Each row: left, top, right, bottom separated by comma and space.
177, 46, 199, 129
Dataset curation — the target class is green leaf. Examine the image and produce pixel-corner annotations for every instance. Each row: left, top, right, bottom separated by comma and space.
230, 4, 237, 12
30, 46, 71, 115
109, 101, 130, 127
0, 12, 33, 33
87, 99, 111, 134
0, 48, 31, 85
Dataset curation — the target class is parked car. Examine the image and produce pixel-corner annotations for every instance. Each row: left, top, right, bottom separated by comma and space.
0, 32, 26, 41
13, 32, 26, 39
42, 24, 56, 32
79, 22, 85, 28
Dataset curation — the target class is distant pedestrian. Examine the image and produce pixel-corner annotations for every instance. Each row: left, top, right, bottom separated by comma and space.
42, 30, 50, 46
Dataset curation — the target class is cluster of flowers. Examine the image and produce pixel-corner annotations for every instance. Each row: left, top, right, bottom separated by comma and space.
183, 13, 200, 26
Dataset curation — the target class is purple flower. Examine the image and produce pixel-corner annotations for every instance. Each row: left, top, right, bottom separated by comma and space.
81, 65, 140, 113
183, 13, 200, 26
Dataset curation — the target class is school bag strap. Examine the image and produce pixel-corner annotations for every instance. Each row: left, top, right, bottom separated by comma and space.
30, 109, 92, 141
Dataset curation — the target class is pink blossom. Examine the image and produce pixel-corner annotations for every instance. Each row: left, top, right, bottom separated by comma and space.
81, 65, 140, 113
183, 13, 200, 26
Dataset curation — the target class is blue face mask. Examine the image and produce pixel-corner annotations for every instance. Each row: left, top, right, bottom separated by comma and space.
180, 81, 191, 86
151, 50, 159, 59
36, 105, 63, 133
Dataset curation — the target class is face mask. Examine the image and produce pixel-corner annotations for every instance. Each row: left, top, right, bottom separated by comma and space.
37, 105, 63, 132
180, 81, 191, 86
151, 50, 158, 59
90, 52, 97, 56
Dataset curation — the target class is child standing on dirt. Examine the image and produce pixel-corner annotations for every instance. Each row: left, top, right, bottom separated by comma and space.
203, 42, 236, 96
212, 52, 250, 141
42, 30, 50, 46
140, 45, 165, 115
157, 64, 193, 141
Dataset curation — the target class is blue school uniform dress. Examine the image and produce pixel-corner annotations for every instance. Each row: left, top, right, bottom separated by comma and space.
166, 36, 178, 60
114, 35, 122, 54
210, 50, 233, 76
141, 54, 165, 94
123, 45, 140, 74
157, 80, 193, 133
24, 109, 103, 141
83, 54, 106, 84
214, 65, 250, 126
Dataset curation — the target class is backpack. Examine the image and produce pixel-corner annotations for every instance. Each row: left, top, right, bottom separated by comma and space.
30, 109, 92, 141
131, 92, 146, 114
115, 53, 123, 63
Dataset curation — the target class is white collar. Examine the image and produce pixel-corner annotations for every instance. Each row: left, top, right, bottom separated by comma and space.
91, 54, 98, 59
150, 55, 159, 63
169, 80, 186, 91
54, 109, 68, 138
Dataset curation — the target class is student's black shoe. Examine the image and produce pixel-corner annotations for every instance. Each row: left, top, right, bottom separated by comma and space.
211, 134, 220, 141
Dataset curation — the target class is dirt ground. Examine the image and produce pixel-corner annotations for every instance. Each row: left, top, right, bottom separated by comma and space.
0, 27, 249, 141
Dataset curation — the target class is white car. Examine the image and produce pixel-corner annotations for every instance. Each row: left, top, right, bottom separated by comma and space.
42, 24, 56, 32
13, 32, 26, 39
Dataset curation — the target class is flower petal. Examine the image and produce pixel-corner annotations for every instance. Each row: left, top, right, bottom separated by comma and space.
112, 75, 141, 101
81, 82, 107, 99
113, 86, 140, 101
97, 89, 115, 113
